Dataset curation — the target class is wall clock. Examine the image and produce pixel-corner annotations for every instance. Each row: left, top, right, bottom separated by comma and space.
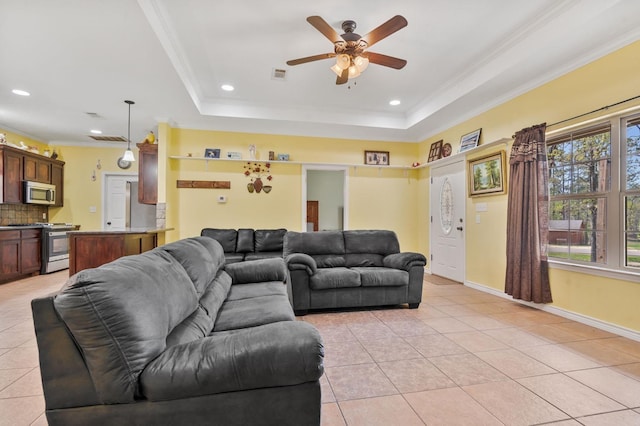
439, 178, 453, 234
117, 157, 132, 169
442, 143, 452, 157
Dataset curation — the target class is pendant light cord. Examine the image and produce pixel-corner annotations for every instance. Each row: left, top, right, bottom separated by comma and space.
125, 100, 135, 150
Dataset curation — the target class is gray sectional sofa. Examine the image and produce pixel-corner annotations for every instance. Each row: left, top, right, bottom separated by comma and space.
31, 236, 324, 426
201, 228, 286, 263
284, 230, 427, 315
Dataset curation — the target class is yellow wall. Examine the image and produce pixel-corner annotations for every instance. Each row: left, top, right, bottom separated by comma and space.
0, 128, 49, 152
48, 145, 138, 229
418, 39, 640, 332
163, 128, 422, 251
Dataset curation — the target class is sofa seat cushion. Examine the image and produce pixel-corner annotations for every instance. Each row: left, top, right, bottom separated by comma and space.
352, 267, 409, 287
140, 321, 324, 401
213, 283, 294, 332
244, 251, 282, 261
310, 267, 360, 290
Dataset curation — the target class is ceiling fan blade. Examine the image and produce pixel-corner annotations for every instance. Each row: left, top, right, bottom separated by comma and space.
367, 52, 407, 69
286, 53, 336, 66
361, 15, 407, 48
336, 68, 348, 85
307, 16, 343, 43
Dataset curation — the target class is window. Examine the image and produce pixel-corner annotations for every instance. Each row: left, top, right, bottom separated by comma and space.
547, 113, 640, 272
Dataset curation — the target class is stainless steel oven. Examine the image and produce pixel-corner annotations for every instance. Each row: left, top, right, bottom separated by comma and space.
39, 223, 74, 274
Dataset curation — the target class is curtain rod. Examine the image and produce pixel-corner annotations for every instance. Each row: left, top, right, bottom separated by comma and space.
547, 94, 640, 128
511, 94, 640, 138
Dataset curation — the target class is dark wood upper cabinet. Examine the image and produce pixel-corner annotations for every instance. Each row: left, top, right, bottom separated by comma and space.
0, 145, 65, 205
1, 148, 24, 203
24, 154, 51, 183
51, 163, 64, 207
137, 143, 157, 205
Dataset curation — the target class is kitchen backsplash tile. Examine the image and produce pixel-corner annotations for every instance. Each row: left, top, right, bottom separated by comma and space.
0, 204, 47, 225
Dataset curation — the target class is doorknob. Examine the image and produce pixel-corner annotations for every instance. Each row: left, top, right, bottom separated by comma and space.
456, 226, 463, 231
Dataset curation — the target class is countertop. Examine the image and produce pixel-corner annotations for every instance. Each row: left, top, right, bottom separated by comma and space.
67, 227, 173, 235
0, 225, 43, 230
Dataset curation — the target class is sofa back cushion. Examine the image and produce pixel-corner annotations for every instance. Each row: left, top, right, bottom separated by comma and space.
255, 228, 287, 253
53, 249, 199, 404
344, 230, 400, 267
236, 228, 255, 253
284, 231, 346, 268
200, 228, 238, 253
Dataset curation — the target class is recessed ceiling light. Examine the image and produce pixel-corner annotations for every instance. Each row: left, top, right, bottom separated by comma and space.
90, 129, 102, 134
221, 84, 234, 92
389, 99, 401, 106
12, 89, 30, 96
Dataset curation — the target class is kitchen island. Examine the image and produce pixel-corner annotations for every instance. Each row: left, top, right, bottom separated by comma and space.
68, 227, 172, 276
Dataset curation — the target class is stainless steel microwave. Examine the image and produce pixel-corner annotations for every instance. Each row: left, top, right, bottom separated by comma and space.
24, 181, 56, 205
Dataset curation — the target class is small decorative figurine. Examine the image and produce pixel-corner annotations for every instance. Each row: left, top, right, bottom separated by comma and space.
249, 144, 256, 160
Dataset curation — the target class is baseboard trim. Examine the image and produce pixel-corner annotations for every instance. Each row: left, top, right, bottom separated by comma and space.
464, 280, 640, 343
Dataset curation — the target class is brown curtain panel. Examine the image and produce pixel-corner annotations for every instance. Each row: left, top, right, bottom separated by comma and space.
505, 123, 553, 303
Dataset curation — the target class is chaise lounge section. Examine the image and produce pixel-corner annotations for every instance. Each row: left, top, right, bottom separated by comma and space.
31, 236, 324, 426
284, 230, 426, 315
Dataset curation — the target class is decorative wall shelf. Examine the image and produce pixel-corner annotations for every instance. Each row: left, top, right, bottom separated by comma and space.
168, 138, 512, 172
415, 137, 512, 169
168, 155, 415, 170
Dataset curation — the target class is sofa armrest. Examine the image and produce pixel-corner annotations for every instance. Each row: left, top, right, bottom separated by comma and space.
285, 253, 317, 275
224, 258, 287, 284
140, 321, 324, 401
383, 252, 427, 271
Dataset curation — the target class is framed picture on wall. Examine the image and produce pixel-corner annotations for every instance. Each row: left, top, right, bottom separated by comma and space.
428, 140, 443, 162
468, 151, 506, 196
364, 150, 390, 166
204, 148, 221, 158
459, 128, 482, 152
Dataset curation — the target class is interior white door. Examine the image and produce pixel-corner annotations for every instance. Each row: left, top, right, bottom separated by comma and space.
430, 160, 466, 282
104, 174, 133, 229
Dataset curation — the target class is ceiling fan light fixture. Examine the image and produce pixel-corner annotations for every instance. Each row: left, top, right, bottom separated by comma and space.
348, 65, 361, 79
353, 56, 369, 72
336, 54, 350, 70
330, 63, 343, 77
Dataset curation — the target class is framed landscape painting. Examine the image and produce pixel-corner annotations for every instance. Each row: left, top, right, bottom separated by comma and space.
468, 151, 506, 196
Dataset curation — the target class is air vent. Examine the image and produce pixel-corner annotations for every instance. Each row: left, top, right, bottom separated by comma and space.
88, 135, 126, 142
272, 68, 287, 80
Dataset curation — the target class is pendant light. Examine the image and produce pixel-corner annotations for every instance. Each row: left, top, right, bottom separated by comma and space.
122, 100, 136, 162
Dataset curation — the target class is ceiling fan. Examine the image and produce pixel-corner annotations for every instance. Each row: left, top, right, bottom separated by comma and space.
286, 15, 408, 85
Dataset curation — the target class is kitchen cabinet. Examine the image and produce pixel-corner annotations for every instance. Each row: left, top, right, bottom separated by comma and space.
51, 163, 64, 207
137, 143, 157, 204
0, 145, 65, 205
0, 228, 41, 282
0, 148, 23, 203
24, 154, 51, 183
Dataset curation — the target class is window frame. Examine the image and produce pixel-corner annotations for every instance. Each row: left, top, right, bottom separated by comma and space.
545, 112, 640, 277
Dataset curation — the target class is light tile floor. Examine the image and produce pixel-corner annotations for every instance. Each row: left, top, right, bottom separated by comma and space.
2, 271, 640, 425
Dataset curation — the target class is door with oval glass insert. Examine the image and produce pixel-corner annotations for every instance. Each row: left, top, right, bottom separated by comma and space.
430, 159, 465, 283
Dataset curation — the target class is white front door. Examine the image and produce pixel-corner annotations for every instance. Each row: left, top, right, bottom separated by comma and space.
104, 174, 136, 229
430, 160, 466, 282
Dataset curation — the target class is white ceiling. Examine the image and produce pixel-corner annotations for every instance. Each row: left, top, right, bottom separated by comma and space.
1, 0, 639, 146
